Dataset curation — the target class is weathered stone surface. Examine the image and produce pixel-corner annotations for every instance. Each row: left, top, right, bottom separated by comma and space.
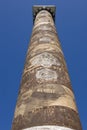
12, 7, 82, 130
12, 106, 82, 130
14, 84, 78, 118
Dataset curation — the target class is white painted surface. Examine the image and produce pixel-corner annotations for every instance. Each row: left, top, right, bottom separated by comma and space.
23, 126, 75, 130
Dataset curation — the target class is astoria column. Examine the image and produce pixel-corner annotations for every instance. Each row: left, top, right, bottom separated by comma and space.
12, 6, 82, 130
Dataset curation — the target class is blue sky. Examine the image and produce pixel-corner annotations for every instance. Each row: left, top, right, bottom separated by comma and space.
0, 0, 87, 130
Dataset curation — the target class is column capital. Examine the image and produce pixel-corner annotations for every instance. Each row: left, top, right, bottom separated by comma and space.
33, 5, 56, 23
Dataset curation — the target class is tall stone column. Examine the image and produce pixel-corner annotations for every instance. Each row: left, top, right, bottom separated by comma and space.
12, 6, 82, 130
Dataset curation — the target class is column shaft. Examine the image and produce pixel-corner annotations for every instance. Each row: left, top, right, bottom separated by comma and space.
12, 10, 82, 130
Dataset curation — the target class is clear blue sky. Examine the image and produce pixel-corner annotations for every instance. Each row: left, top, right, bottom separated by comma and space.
0, 0, 87, 130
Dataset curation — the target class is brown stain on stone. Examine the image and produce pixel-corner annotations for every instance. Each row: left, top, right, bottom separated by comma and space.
12, 106, 82, 130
